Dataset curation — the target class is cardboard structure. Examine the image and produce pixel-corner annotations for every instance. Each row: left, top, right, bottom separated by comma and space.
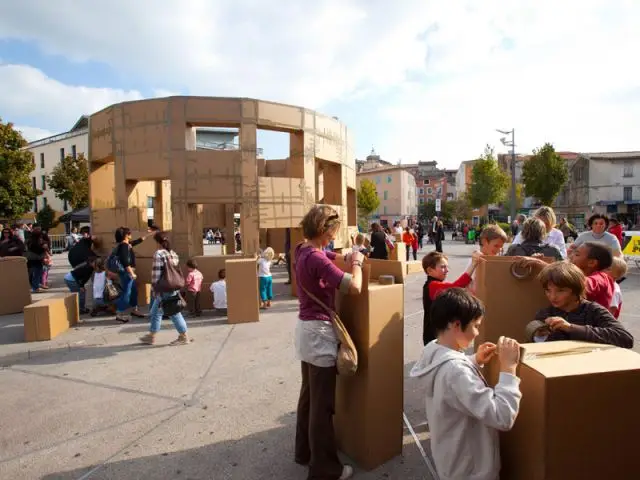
226, 258, 260, 323
24, 293, 79, 342
500, 341, 640, 480
405, 260, 423, 275
334, 260, 405, 470
0, 257, 31, 315
88, 97, 357, 260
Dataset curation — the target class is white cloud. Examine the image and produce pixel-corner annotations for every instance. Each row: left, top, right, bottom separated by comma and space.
15, 125, 55, 142
1, 0, 639, 165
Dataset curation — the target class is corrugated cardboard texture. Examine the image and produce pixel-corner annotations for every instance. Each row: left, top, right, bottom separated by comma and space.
389, 242, 406, 262
500, 341, 640, 480
135, 257, 154, 284
225, 258, 259, 324
475, 256, 550, 347
60, 292, 80, 326
334, 266, 405, 470
89, 97, 355, 260
0, 257, 31, 315
24, 295, 76, 342
406, 260, 423, 275
368, 259, 405, 284
137, 283, 151, 306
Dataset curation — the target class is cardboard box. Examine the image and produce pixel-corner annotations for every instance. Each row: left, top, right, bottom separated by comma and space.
475, 256, 550, 347
389, 241, 405, 262
225, 258, 260, 323
192, 255, 246, 283
137, 282, 151, 306
134, 257, 154, 284
500, 341, 640, 480
406, 260, 423, 275
24, 293, 79, 342
130, 232, 158, 258
0, 257, 31, 315
334, 265, 405, 470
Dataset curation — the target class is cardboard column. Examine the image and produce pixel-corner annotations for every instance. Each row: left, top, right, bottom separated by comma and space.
334, 261, 405, 470
225, 258, 260, 323
239, 121, 259, 255
225, 204, 236, 254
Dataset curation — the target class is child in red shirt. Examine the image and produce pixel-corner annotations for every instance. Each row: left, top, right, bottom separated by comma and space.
421, 250, 483, 345
569, 242, 614, 309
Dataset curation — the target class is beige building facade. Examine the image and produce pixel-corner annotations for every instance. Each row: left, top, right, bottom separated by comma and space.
357, 166, 417, 226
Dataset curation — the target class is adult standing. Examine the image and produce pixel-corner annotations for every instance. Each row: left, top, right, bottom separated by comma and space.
294, 205, 363, 480
112, 227, 145, 323
68, 226, 97, 268
434, 220, 444, 253
512, 206, 567, 259
402, 227, 413, 261
558, 217, 576, 244
139, 231, 191, 346
0, 228, 25, 257
416, 222, 424, 249
25, 227, 46, 293
568, 213, 622, 257
369, 223, 388, 260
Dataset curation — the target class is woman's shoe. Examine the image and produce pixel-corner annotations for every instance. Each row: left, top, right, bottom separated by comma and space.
116, 314, 130, 324
139, 333, 156, 345
169, 333, 191, 346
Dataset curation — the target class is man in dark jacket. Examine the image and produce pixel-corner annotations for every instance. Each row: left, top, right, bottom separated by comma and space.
68, 226, 97, 268
63, 255, 98, 313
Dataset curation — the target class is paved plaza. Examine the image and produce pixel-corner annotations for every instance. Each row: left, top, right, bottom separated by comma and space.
1, 241, 639, 479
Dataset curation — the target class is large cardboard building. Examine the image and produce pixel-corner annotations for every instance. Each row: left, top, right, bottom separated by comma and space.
88, 96, 358, 257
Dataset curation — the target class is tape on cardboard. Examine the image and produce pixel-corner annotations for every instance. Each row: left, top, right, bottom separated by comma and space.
523, 344, 616, 361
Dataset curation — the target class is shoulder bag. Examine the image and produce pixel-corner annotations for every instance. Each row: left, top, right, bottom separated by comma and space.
299, 284, 358, 376
155, 252, 186, 292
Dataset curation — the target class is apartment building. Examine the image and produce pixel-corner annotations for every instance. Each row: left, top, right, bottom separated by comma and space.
356, 166, 417, 226
404, 161, 456, 206
455, 159, 488, 224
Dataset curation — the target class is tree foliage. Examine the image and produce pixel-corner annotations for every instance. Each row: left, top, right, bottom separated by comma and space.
450, 198, 472, 221
419, 198, 469, 224
357, 179, 380, 216
0, 119, 38, 219
501, 182, 525, 215
468, 145, 509, 208
48, 153, 89, 209
36, 204, 57, 231
522, 143, 568, 205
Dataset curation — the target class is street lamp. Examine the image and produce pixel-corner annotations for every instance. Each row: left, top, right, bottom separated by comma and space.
497, 128, 516, 222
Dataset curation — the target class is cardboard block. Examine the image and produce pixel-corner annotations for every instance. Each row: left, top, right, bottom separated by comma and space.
0, 257, 31, 315
389, 242, 405, 262
257, 101, 303, 131
24, 294, 78, 342
90, 107, 114, 162
185, 97, 242, 126
406, 260, 423, 275
124, 152, 170, 180
500, 341, 640, 480
135, 257, 154, 284
137, 282, 151, 306
368, 259, 405, 284
225, 258, 259, 324
335, 269, 404, 470
199, 282, 214, 310
130, 232, 158, 258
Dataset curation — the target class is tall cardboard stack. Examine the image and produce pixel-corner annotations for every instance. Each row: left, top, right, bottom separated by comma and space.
0, 257, 31, 315
500, 341, 640, 480
334, 260, 405, 470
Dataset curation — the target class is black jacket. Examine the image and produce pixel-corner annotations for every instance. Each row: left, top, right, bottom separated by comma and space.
68, 238, 96, 268
70, 262, 95, 287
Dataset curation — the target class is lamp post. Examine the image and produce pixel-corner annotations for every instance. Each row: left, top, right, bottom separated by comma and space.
497, 128, 516, 222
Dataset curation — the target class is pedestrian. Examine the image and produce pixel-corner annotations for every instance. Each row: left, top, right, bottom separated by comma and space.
258, 247, 274, 309
184, 258, 203, 317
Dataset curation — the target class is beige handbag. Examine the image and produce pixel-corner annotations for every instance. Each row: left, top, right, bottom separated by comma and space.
300, 285, 358, 376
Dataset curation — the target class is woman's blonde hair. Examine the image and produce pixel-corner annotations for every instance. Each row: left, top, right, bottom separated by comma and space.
534, 206, 557, 232
609, 256, 628, 280
262, 247, 275, 261
300, 205, 341, 240
538, 261, 586, 299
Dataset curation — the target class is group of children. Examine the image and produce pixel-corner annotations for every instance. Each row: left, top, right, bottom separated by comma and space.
413, 222, 634, 479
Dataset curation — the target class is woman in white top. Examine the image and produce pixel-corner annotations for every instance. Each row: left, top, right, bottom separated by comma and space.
512, 206, 567, 259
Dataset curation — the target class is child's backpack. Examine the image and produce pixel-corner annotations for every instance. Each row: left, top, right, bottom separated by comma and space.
106, 248, 124, 274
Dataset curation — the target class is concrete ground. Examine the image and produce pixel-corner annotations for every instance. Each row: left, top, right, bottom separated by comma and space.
1, 240, 639, 480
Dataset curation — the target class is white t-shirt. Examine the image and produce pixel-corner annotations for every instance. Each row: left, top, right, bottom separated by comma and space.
257, 258, 272, 277
210, 280, 227, 309
611, 282, 623, 309
93, 271, 106, 299
573, 230, 622, 254
512, 228, 567, 259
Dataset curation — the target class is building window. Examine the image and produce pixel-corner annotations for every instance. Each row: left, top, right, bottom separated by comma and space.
427, 187, 433, 195
32, 177, 36, 190
447, 193, 454, 200
383, 206, 387, 215
31, 153, 35, 166
387, 175, 392, 183
40, 153, 45, 168
423, 179, 430, 185
383, 190, 388, 200
43, 197, 48, 208
419, 198, 425, 204
33, 198, 38, 213
60, 147, 65, 160
624, 186, 632, 201
41, 175, 46, 190
375, 176, 381, 185
419, 187, 424, 195
623, 161, 634, 177
63, 199, 68, 211
72, 145, 77, 159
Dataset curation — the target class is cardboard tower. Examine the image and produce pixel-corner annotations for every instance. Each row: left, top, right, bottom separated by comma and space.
87, 96, 358, 259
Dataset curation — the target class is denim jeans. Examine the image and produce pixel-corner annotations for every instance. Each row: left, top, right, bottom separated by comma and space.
28, 265, 44, 291
116, 272, 138, 313
149, 293, 187, 334
64, 276, 86, 310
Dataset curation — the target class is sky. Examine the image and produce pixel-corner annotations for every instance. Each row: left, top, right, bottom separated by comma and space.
1, 0, 639, 169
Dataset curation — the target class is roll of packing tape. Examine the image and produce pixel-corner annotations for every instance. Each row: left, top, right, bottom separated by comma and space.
510, 261, 533, 280
378, 275, 395, 285
525, 320, 548, 342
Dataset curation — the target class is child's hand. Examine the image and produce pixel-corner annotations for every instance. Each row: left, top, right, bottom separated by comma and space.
475, 342, 497, 365
545, 316, 571, 332
471, 250, 484, 266
497, 336, 520, 373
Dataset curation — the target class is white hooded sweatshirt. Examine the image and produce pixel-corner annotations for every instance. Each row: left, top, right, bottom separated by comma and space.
410, 341, 522, 480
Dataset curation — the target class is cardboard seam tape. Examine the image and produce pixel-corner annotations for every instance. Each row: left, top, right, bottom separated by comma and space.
523, 344, 617, 361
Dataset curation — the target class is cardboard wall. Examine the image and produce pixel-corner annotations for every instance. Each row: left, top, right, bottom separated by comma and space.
0, 257, 31, 315
225, 258, 259, 324
24, 293, 79, 342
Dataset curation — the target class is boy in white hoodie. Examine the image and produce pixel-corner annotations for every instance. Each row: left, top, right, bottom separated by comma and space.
410, 288, 522, 480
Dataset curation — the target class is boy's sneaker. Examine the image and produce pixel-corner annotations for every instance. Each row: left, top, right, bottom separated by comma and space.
139, 333, 156, 345
169, 334, 191, 346
339, 465, 353, 479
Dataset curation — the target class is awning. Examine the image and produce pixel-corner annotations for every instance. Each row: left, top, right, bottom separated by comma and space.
57, 206, 90, 223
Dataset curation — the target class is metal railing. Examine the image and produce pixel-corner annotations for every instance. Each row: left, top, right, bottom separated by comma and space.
47, 234, 69, 254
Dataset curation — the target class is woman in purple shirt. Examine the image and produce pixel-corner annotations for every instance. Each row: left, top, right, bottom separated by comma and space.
294, 205, 364, 480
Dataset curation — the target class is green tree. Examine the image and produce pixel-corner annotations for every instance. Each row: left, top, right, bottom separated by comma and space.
468, 145, 509, 208
451, 198, 472, 221
48, 152, 89, 209
522, 143, 568, 205
357, 179, 380, 228
501, 182, 525, 215
418, 200, 436, 222
0, 119, 39, 219
36, 204, 57, 230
